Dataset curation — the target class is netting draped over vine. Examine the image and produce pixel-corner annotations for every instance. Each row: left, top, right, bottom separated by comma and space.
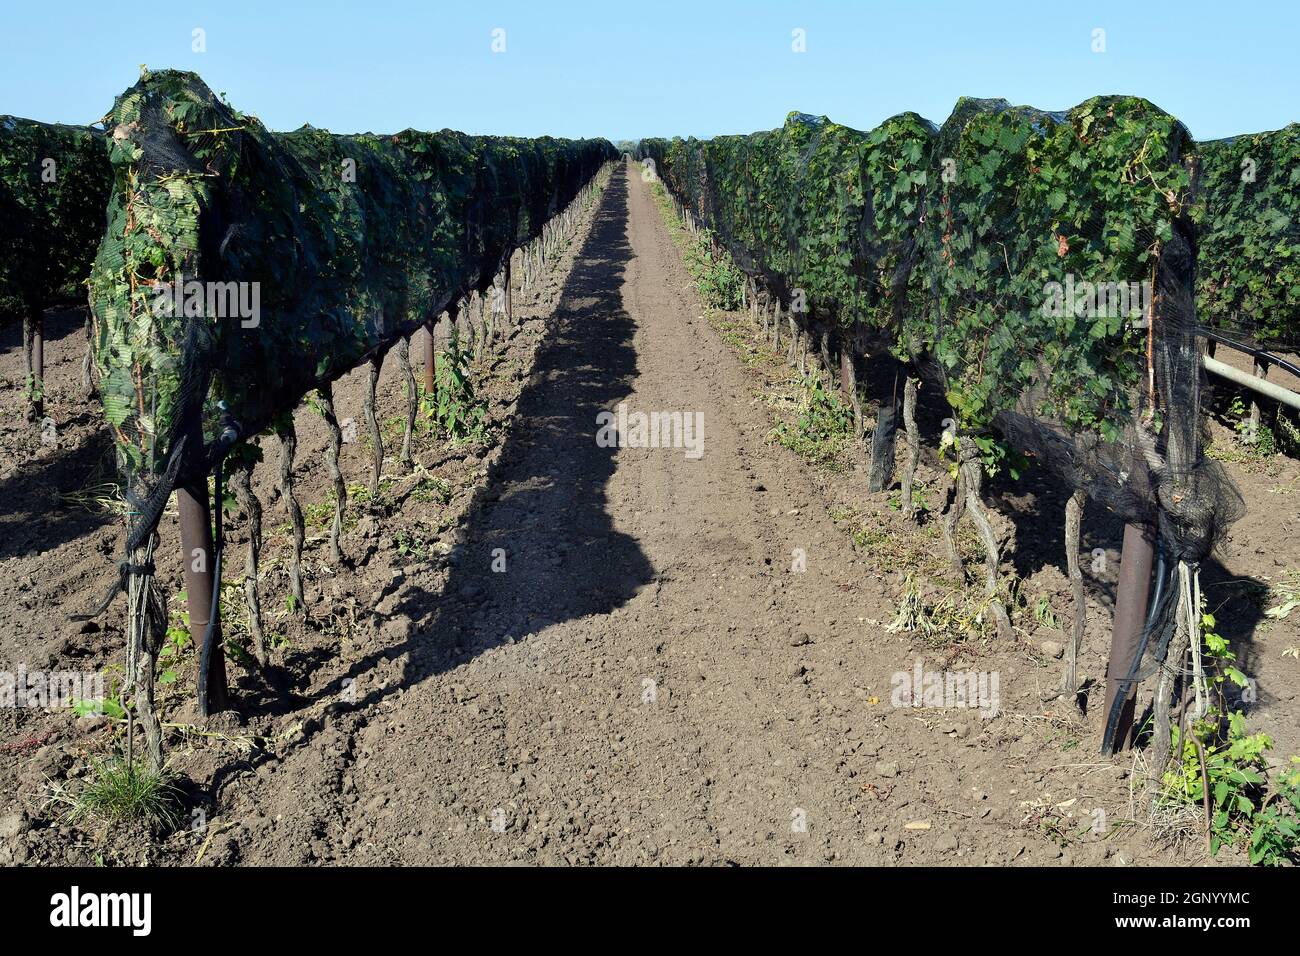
0, 115, 110, 318
645, 110, 934, 342
1195, 126, 1300, 350
89, 69, 616, 485
642, 96, 1245, 569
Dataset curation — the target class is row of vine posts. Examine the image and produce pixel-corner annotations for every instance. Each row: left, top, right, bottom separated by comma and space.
149, 162, 614, 770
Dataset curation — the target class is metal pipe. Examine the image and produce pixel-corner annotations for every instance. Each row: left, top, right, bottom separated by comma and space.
423, 318, 436, 395
31, 312, 43, 420
1198, 328, 1300, 379
1203, 354, 1300, 411
1102, 522, 1155, 753
179, 479, 226, 715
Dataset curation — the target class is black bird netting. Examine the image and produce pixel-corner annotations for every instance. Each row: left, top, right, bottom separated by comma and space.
1196, 125, 1300, 351
89, 69, 616, 488
643, 110, 934, 341
0, 115, 110, 321
645, 97, 1243, 561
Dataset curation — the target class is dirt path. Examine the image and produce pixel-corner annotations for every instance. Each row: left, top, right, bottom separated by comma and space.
298, 162, 891, 864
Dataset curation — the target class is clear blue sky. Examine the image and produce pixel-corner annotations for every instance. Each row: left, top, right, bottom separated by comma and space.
1, 0, 1295, 142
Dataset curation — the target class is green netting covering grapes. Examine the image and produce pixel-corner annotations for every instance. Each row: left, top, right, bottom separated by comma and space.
0, 116, 110, 319
1195, 126, 1300, 349
644, 109, 934, 337
918, 96, 1193, 445
88, 69, 615, 485
643, 96, 1242, 568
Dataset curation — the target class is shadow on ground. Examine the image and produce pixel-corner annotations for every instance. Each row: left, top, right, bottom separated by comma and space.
0, 308, 119, 561
306, 168, 654, 716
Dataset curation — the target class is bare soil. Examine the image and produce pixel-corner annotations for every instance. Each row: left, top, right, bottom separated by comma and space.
1, 164, 1297, 866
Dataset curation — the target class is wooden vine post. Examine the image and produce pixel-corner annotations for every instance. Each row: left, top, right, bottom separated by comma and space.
227, 456, 267, 665
899, 375, 920, 520
23, 310, 43, 421
364, 354, 383, 497
476, 293, 488, 362
817, 327, 834, 384
1248, 357, 1267, 443
839, 343, 864, 438
317, 384, 348, 562
397, 336, 417, 463
81, 311, 95, 399
277, 423, 305, 606
942, 434, 1013, 639
1060, 488, 1087, 700
505, 261, 514, 326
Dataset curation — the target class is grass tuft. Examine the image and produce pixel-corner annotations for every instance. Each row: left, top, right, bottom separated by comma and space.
53, 757, 182, 829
